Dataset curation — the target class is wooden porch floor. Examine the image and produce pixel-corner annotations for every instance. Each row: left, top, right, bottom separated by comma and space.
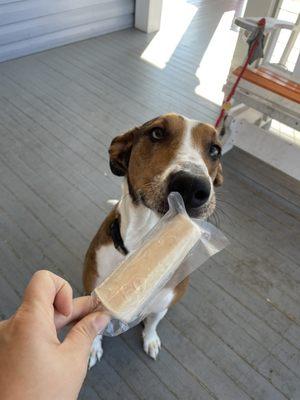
1, 0, 300, 399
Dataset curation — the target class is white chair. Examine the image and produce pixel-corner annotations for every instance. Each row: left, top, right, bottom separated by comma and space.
221, 15, 300, 154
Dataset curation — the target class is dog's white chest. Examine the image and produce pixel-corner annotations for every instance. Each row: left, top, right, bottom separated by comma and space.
95, 189, 173, 316
95, 244, 125, 285
95, 211, 158, 284
119, 196, 160, 253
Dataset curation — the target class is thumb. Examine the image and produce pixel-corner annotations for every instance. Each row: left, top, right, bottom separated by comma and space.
63, 312, 110, 358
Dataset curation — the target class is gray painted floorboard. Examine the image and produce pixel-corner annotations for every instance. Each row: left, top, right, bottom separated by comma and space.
1, 0, 300, 398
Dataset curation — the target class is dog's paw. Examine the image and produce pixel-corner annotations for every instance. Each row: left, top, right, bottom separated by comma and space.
143, 330, 161, 360
88, 336, 103, 369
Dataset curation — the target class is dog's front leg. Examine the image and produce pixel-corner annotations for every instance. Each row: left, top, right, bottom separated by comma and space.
88, 334, 103, 369
142, 309, 167, 360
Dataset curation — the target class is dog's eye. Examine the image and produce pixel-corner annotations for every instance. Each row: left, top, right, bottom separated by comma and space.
150, 127, 165, 141
209, 144, 221, 160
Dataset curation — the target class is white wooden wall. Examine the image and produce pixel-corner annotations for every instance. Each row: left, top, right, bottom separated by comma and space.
0, 0, 134, 62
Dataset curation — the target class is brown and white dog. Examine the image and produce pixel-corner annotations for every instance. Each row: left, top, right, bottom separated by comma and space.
83, 113, 223, 367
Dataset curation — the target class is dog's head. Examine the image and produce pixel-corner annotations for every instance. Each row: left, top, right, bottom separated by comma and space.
109, 113, 223, 218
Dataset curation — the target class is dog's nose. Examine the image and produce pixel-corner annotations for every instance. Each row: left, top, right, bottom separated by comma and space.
168, 171, 211, 210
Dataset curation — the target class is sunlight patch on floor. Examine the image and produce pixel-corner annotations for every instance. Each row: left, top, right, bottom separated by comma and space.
271, 119, 300, 145
141, 0, 198, 69
195, 10, 239, 105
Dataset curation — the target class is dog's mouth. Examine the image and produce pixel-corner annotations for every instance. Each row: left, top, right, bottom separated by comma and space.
186, 196, 216, 219
139, 170, 216, 219
138, 189, 216, 219
158, 197, 216, 218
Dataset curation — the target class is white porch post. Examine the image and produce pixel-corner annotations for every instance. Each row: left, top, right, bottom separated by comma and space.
279, 13, 300, 66
293, 51, 300, 80
135, 0, 163, 33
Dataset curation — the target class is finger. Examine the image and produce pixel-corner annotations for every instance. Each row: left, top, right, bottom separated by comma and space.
63, 312, 110, 358
54, 296, 97, 330
53, 280, 73, 317
23, 270, 71, 314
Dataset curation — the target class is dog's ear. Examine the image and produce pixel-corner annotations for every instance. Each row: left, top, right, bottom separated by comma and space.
109, 128, 137, 176
214, 163, 223, 186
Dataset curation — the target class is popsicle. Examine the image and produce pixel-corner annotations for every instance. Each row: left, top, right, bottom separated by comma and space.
93, 212, 201, 323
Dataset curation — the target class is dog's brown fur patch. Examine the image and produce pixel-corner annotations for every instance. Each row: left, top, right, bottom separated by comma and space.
172, 276, 190, 305
83, 207, 118, 294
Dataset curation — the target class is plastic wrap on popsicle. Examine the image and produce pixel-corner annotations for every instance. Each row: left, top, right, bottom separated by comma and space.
92, 192, 229, 336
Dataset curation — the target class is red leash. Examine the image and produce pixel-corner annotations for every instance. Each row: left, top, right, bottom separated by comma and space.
215, 18, 266, 129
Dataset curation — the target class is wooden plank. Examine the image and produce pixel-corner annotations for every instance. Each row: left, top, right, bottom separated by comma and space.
0, 192, 82, 294
257, 355, 300, 399
211, 245, 300, 338
214, 197, 300, 282
0, 180, 74, 274
224, 147, 300, 204
158, 319, 253, 400
216, 196, 300, 273
101, 335, 178, 400
221, 167, 300, 233
57, 36, 217, 121
0, 273, 20, 319
0, 71, 112, 156
71, 34, 217, 118
201, 259, 299, 348
35, 51, 189, 125
211, 179, 300, 314
0, 117, 109, 232
0, 159, 84, 291
216, 179, 300, 268
78, 383, 103, 400
0, 56, 136, 136
0, 112, 110, 216
178, 275, 299, 399
122, 327, 216, 400
85, 358, 140, 400
0, 241, 32, 297
167, 304, 288, 400
181, 286, 268, 365
0, 151, 90, 251
0, 59, 129, 136
0, 73, 111, 171
190, 270, 300, 378
284, 324, 300, 349
0, 82, 120, 200
96, 31, 216, 104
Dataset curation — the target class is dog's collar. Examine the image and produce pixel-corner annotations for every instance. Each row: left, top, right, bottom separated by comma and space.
110, 217, 129, 256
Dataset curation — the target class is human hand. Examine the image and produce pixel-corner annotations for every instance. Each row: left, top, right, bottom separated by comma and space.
0, 270, 109, 400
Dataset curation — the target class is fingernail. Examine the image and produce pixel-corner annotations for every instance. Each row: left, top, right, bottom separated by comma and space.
93, 313, 110, 332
